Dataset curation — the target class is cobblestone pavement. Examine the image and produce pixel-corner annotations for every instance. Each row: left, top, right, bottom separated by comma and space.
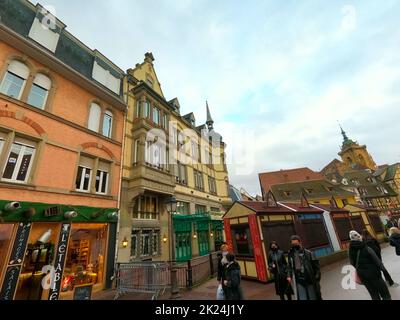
94, 245, 400, 300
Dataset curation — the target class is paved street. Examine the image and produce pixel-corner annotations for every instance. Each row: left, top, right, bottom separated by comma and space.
95, 245, 400, 300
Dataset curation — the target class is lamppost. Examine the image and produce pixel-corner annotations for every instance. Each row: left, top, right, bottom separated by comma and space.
165, 196, 180, 299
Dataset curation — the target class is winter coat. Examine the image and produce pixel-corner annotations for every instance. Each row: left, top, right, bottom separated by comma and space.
287, 248, 321, 284
224, 261, 243, 300
389, 233, 400, 256
268, 250, 293, 296
217, 254, 229, 296
348, 240, 388, 281
364, 238, 382, 261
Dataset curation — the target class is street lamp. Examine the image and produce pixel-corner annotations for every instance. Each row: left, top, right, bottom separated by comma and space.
165, 196, 180, 299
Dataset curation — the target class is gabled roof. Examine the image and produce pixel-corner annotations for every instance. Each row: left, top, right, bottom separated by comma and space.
259, 167, 324, 194
280, 203, 324, 213
239, 201, 293, 214
384, 163, 399, 182
271, 179, 355, 202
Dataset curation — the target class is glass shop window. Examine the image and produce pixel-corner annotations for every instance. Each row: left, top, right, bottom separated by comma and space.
14, 223, 61, 300
231, 225, 253, 257
60, 223, 108, 300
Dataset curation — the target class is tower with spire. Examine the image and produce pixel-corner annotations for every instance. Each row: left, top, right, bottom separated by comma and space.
206, 101, 214, 131
337, 124, 377, 171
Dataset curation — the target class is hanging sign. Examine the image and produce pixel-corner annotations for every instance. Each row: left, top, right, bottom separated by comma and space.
48, 223, 71, 300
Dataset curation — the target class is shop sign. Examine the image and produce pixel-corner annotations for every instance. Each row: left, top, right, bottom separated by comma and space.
73, 284, 93, 300
0, 266, 21, 300
8, 222, 31, 265
0, 223, 31, 300
48, 223, 71, 300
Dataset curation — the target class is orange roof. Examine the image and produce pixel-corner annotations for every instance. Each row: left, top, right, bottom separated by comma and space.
259, 167, 324, 194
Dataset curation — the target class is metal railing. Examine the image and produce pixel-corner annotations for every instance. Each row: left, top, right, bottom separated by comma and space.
114, 253, 220, 300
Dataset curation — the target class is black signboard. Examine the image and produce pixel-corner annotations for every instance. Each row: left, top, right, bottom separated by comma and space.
0, 265, 21, 300
48, 223, 71, 300
8, 222, 31, 265
73, 284, 93, 300
0, 223, 31, 300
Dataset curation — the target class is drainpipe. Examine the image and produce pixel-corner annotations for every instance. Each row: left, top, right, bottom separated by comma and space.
112, 77, 130, 283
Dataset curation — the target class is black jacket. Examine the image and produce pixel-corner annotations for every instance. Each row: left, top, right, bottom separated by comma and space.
364, 238, 382, 260
224, 262, 243, 300
389, 233, 400, 256
348, 240, 387, 281
268, 249, 293, 296
287, 248, 321, 284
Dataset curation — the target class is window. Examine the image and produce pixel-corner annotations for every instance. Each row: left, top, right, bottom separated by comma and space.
92, 60, 121, 94
211, 207, 220, 213
133, 139, 140, 164
195, 205, 206, 214
146, 141, 163, 168
284, 191, 291, 197
176, 201, 190, 214
132, 195, 159, 220
162, 114, 168, 129
141, 231, 151, 256
131, 231, 138, 258
0, 137, 5, 155
102, 110, 113, 138
135, 100, 142, 118
2, 142, 35, 183
0, 60, 29, 99
194, 170, 204, 190
175, 161, 187, 185
95, 170, 108, 194
75, 166, 92, 192
153, 106, 160, 125
231, 225, 253, 257
27, 73, 51, 109
342, 199, 348, 206
191, 141, 200, 162
143, 100, 150, 118
208, 176, 217, 195
88, 103, 101, 132
28, 17, 60, 52
152, 231, 160, 255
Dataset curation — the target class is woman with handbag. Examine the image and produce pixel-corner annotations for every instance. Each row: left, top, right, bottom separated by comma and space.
348, 230, 392, 300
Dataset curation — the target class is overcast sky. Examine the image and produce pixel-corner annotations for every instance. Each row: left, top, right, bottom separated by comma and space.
37, 0, 400, 195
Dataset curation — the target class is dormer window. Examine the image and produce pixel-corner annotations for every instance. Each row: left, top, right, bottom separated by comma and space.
146, 77, 153, 88
306, 189, 313, 194
92, 60, 121, 94
28, 6, 64, 53
284, 191, 291, 197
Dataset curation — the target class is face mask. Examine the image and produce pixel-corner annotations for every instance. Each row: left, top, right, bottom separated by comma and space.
271, 247, 278, 251
222, 251, 228, 257
292, 245, 301, 250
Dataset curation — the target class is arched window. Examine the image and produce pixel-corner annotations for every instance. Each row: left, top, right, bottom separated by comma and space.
0, 60, 30, 99
88, 102, 101, 132
102, 110, 113, 138
27, 73, 51, 109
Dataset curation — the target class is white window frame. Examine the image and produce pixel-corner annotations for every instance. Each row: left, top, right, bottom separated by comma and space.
153, 106, 160, 125
88, 103, 101, 132
2, 142, 36, 184
95, 169, 109, 195
0, 72, 27, 101
102, 110, 113, 138
133, 139, 140, 164
76, 165, 92, 192
27, 73, 51, 109
0, 138, 4, 156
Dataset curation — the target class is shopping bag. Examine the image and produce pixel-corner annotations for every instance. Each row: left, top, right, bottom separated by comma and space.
353, 271, 363, 285
216, 284, 225, 300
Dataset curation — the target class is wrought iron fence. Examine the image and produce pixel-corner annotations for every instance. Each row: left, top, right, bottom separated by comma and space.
114, 252, 220, 300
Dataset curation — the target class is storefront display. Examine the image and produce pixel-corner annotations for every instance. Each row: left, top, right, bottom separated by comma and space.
0, 199, 118, 300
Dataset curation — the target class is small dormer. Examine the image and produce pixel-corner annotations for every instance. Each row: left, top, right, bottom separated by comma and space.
91, 50, 122, 95
28, 4, 66, 53
169, 98, 180, 114
183, 113, 196, 127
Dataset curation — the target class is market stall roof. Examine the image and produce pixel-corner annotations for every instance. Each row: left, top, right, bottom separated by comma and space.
279, 203, 324, 213
310, 203, 349, 213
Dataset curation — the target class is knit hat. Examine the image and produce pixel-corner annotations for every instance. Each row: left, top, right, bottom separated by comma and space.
389, 227, 400, 236
349, 230, 362, 241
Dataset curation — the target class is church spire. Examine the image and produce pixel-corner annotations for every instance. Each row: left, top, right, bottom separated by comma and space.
206, 101, 214, 130
339, 123, 355, 149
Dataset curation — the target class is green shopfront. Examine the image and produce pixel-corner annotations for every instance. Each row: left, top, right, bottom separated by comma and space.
0, 200, 118, 300
173, 213, 223, 262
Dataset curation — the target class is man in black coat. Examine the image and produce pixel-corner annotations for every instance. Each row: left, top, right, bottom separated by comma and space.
223, 253, 244, 300
287, 235, 322, 300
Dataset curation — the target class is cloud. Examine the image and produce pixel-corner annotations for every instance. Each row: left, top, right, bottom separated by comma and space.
37, 0, 400, 195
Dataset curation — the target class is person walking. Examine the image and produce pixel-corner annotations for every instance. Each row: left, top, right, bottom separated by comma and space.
216, 243, 229, 300
348, 230, 392, 300
389, 227, 400, 256
362, 229, 382, 260
287, 235, 322, 300
223, 253, 244, 300
268, 241, 293, 300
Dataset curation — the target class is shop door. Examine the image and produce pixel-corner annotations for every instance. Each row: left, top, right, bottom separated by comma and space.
198, 231, 210, 256
175, 232, 192, 262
